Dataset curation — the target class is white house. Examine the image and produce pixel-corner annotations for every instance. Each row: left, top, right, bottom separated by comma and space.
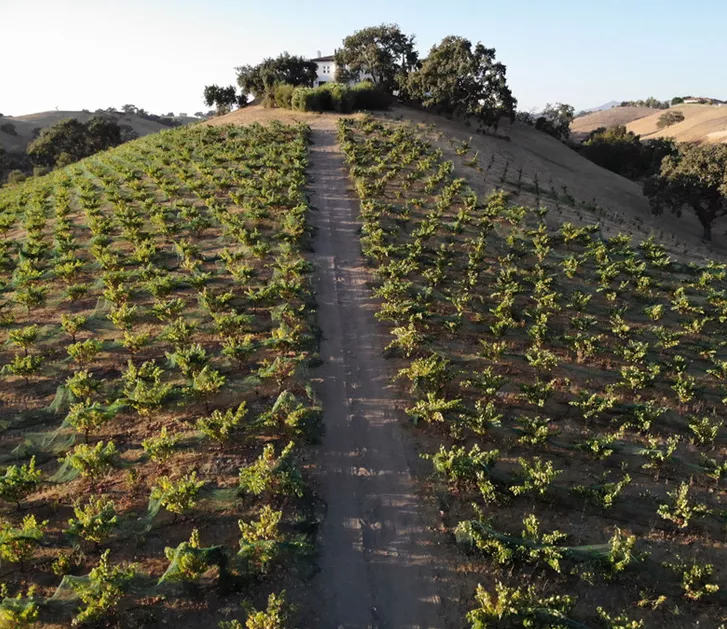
310, 51, 371, 86
311, 53, 337, 86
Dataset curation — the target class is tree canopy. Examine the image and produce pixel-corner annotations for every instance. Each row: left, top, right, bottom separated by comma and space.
27, 117, 126, 168
236, 53, 318, 99
579, 125, 676, 180
334, 24, 418, 94
534, 103, 574, 141
645, 143, 727, 242
656, 110, 685, 129
203, 85, 244, 115
406, 36, 516, 129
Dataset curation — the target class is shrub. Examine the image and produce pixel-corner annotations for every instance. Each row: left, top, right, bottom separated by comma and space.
0, 122, 16, 136
288, 82, 390, 113
274, 84, 296, 109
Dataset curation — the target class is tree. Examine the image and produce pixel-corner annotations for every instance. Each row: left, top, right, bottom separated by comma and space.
334, 24, 418, 94
672, 96, 685, 105
406, 36, 516, 128
657, 110, 685, 129
26, 116, 125, 167
121, 104, 137, 114
645, 143, 727, 241
236, 53, 318, 99
534, 103, 575, 141
203, 84, 243, 115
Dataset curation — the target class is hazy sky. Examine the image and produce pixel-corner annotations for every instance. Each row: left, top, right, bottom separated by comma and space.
1, 0, 725, 116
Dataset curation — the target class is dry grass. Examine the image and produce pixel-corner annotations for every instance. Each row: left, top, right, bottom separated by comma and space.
626, 104, 727, 143
570, 106, 655, 141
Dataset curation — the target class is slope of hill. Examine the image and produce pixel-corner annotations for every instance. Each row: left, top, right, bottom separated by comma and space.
0, 110, 195, 153
209, 103, 727, 261
626, 104, 727, 143
570, 106, 655, 141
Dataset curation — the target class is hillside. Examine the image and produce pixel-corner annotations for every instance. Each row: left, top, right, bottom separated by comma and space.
0, 110, 196, 153
210, 103, 727, 260
570, 106, 655, 141
626, 103, 727, 143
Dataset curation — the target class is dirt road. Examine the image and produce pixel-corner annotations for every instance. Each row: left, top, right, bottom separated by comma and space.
308, 122, 449, 629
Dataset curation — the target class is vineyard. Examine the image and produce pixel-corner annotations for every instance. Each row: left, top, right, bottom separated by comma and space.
0, 122, 319, 626
339, 115, 727, 627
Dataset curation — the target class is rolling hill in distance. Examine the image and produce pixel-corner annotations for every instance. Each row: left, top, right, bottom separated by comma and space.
572, 103, 727, 143
0, 110, 197, 152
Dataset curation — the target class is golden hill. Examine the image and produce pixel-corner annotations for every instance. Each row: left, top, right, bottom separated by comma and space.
626, 104, 727, 143
570, 106, 655, 141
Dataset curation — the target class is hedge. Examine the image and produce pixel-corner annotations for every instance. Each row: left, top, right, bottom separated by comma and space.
270, 81, 390, 113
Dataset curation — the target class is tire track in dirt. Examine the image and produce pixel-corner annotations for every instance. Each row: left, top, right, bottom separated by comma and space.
308, 121, 450, 629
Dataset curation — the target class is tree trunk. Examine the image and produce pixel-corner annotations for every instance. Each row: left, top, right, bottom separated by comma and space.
703, 223, 712, 242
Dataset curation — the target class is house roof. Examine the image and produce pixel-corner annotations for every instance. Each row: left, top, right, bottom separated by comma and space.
311, 55, 335, 62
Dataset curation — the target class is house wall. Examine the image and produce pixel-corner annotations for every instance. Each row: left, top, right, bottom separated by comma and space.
315, 61, 336, 86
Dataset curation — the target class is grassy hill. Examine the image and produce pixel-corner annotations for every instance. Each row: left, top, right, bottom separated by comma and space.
211, 103, 727, 260
571, 104, 727, 145
0, 110, 196, 153
570, 106, 656, 141
626, 104, 727, 143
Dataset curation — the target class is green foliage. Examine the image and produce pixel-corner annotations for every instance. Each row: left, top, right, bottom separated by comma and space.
663, 559, 719, 600
141, 427, 179, 463
67, 495, 117, 544
0, 458, 43, 508
0, 515, 46, 565
510, 457, 561, 497
466, 581, 576, 629
203, 84, 243, 115
69, 550, 135, 625
334, 24, 418, 94
218, 591, 291, 629
645, 142, 727, 241
596, 607, 644, 629
162, 528, 211, 582
151, 471, 205, 515
657, 481, 709, 528
122, 359, 172, 415
66, 339, 102, 365
26, 116, 124, 168
236, 52, 318, 98
580, 125, 676, 179
407, 36, 516, 128
60, 441, 117, 481
197, 402, 248, 443
405, 392, 461, 424
656, 110, 685, 129
0, 583, 39, 628
238, 442, 304, 498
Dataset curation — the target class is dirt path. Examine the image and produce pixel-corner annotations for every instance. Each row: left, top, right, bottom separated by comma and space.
308, 122, 451, 629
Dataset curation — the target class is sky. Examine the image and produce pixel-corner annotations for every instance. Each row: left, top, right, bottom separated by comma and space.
1, 0, 725, 117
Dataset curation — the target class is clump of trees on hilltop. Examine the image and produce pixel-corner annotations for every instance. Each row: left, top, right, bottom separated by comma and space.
619, 97, 670, 109
209, 24, 518, 130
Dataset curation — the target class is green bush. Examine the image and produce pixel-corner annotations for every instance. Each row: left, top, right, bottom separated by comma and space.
351, 81, 391, 110
274, 84, 296, 109
287, 82, 389, 113
0, 122, 17, 136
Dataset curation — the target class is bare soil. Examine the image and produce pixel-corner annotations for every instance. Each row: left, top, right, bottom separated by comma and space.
306, 121, 458, 629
